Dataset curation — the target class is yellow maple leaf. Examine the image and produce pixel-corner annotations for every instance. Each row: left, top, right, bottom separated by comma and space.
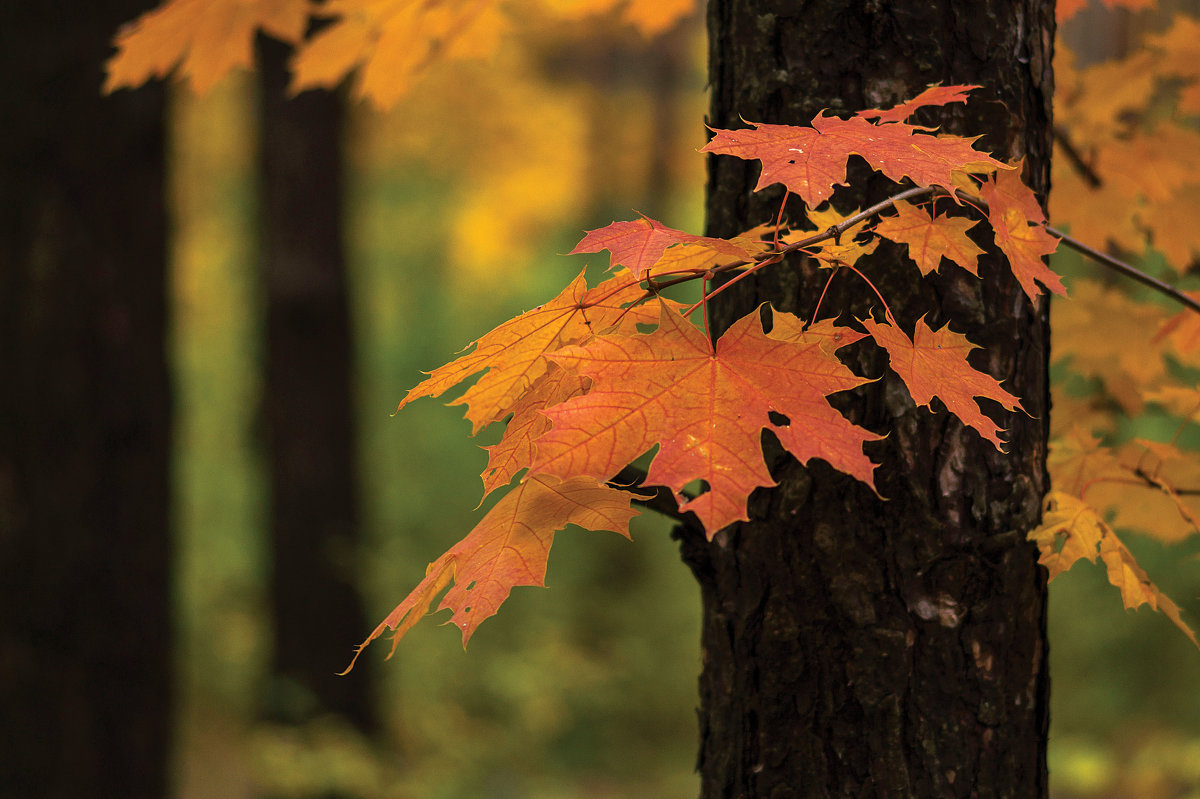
106, 0, 311, 94
1030, 491, 1104, 579
1030, 492, 1199, 649
1097, 535, 1199, 650
873, 199, 985, 277
1095, 442, 1200, 545
787, 206, 878, 268
1049, 429, 1200, 545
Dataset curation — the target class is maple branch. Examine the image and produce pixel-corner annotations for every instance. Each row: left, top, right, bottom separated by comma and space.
1052, 124, 1103, 188
777, 186, 935, 256
646, 180, 1200, 320
648, 187, 939, 304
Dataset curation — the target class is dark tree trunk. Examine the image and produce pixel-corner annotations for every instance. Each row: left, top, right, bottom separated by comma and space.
0, 3, 171, 798
681, 2, 1055, 796
257, 36, 374, 732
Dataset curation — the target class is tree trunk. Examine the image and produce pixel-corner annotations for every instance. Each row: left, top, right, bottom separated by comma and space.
257, 35, 374, 731
682, 2, 1055, 796
0, 3, 172, 797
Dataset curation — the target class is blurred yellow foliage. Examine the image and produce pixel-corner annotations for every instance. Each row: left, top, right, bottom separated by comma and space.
1051, 280, 1169, 414
106, 0, 310, 93
109, 0, 697, 106
292, 0, 510, 108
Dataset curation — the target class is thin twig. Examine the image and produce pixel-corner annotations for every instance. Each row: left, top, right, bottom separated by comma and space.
1049, 226, 1200, 315
1052, 125, 1103, 188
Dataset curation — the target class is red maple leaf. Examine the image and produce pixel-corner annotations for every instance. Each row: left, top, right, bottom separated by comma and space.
570, 216, 760, 279
702, 95, 1006, 207
981, 170, 1065, 301
530, 301, 880, 535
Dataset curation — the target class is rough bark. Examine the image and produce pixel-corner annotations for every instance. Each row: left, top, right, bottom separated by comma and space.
257, 35, 374, 731
0, 3, 172, 797
681, 2, 1055, 796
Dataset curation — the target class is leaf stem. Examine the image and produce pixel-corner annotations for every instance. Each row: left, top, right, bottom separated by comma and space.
807, 267, 840, 328
840, 261, 899, 327
684, 256, 782, 318
773, 190, 789, 249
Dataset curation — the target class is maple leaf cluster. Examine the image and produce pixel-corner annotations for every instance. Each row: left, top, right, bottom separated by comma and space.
341, 85, 1186, 668
108, 0, 1200, 658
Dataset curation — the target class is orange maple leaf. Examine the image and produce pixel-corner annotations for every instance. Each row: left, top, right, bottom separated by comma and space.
703, 93, 1006, 207
396, 269, 664, 433
569, 216, 759, 279
862, 316, 1022, 449
481, 364, 589, 496
981, 170, 1065, 301
530, 301, 880, 535
856, 84, 980, 124
342, 473, 638, 670
979, 160, 1046, 224
872, 199, 985, 276
105, 0, 311, 94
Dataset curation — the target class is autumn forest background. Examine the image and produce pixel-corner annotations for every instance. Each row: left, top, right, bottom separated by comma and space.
6, 0, 1200, 797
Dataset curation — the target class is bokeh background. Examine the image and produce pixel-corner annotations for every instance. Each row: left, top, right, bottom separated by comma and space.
159, 3, 1200, 797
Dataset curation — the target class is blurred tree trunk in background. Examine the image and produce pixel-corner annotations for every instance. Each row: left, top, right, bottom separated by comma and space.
0, 3, 172, 798
681, 0, 1054, 795
257, 35, 375, 734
